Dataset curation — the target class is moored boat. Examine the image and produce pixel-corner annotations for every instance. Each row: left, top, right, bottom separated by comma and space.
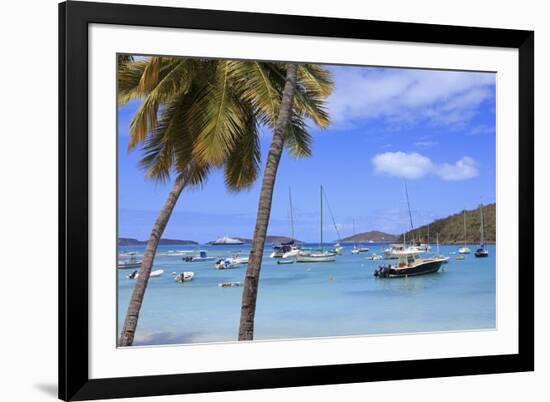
117, 252, 142, 269
174, 272, 194, 282
475, 203, 489, 258
296, 250, 337, 263
127, 269, 164, 279
182, 250, 215, 262
295, 185, 336, 263
374, 250, 445, 278
277, 258, 295, 265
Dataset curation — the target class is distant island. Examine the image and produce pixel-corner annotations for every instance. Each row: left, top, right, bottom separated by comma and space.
401, 203, 496, 244
118, 237, 198, 246
340, 231, 398, 243
206, 235, 300, 245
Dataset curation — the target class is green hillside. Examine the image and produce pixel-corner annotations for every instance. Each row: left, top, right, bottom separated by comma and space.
402, 203, 496, 244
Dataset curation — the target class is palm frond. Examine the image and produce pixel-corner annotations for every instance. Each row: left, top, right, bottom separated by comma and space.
190, 61, 250, 166
224, 110, 261, 190
128, 59, 195, 148
266, 63, 333, 128
227, 61, 281, 126
285, 113, 312, 158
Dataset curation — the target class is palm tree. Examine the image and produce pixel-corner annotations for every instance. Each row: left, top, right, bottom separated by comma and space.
117, 57, 325, 346
238, 64, 334, 340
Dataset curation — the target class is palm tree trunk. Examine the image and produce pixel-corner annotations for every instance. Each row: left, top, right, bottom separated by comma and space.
238, 64, 298, 341
119, 173, 187, 346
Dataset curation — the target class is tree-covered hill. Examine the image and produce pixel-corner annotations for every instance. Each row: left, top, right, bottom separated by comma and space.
402, 203, 496, 244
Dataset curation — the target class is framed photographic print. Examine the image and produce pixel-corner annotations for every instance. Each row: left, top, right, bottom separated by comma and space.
59, 1, 534, 400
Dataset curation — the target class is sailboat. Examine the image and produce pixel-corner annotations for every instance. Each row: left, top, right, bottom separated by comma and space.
323, 187, 344, 255
280, 189, 301, 259
296, 186, 337, 263
458, 210, 471, 254
475, 203, 489, 257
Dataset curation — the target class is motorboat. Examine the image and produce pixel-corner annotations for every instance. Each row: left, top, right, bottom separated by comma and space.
117, 252, 142, 269
277, 258, 295, 265
352, 246, 369, 254
383, 244, 422, 259
365, 253, 383, 261
127, 269, 164, 279
270, 241, 295, 258
282, 246, 301, 259
182, 250, 215, 262
174, 272, 194, 282
215, 258, 238, 270
374, 250, 446, 278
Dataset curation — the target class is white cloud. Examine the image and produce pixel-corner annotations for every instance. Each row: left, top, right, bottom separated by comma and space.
372, 152, 433, 179
326, 67, 495, 128
437, 157, 478, 181
372, 152, 478, 181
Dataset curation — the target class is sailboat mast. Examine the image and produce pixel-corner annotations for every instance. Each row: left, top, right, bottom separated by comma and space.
463, 210, 467, 246
402, 180, 414, 245
289, 188, 295, 241
320, 185, 323, 251
479, 203, 485, 244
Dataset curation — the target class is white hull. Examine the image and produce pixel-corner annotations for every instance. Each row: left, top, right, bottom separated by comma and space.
130, 269, 163, 279
296, 253, 336, 263
458, 247, 471, 254
282, 249, 300, 258
175, 272, 194, 282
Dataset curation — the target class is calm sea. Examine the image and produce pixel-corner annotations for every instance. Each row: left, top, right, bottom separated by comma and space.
117, 243, 496, 346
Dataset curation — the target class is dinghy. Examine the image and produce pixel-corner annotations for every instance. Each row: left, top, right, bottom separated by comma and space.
174, 272, 194, 282
127, 269, 164, 279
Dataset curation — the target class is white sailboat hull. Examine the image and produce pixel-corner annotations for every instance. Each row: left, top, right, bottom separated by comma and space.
296, 253, 336, 263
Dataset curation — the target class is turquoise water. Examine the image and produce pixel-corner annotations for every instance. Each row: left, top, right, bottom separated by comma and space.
117, 243, 496, 346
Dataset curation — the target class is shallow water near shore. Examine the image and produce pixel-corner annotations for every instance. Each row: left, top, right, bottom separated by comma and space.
117, 243, 496, 346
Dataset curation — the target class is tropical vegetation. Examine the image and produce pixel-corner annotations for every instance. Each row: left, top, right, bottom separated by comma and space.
117, 55, 333, 345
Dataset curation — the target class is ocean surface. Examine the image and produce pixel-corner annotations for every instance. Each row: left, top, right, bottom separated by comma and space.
117, 243, 496, 346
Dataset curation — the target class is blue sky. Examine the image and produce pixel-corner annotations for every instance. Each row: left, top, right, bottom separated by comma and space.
118, 64, 496, 243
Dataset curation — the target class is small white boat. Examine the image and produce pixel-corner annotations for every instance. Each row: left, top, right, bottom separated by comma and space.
277, 258, 295, 265
174, 272, 194, 282
117, 252, 142, 269
352, 246, 369, 254
233, 256, 249, 265
365, 253, 383, 261
334, 243, 344, 255
127, 269, 164, 279
282, 248, 301, 258
215, 258, 238, 270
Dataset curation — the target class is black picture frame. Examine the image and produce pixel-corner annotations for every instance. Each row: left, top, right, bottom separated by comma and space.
59, 1, 534, 400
